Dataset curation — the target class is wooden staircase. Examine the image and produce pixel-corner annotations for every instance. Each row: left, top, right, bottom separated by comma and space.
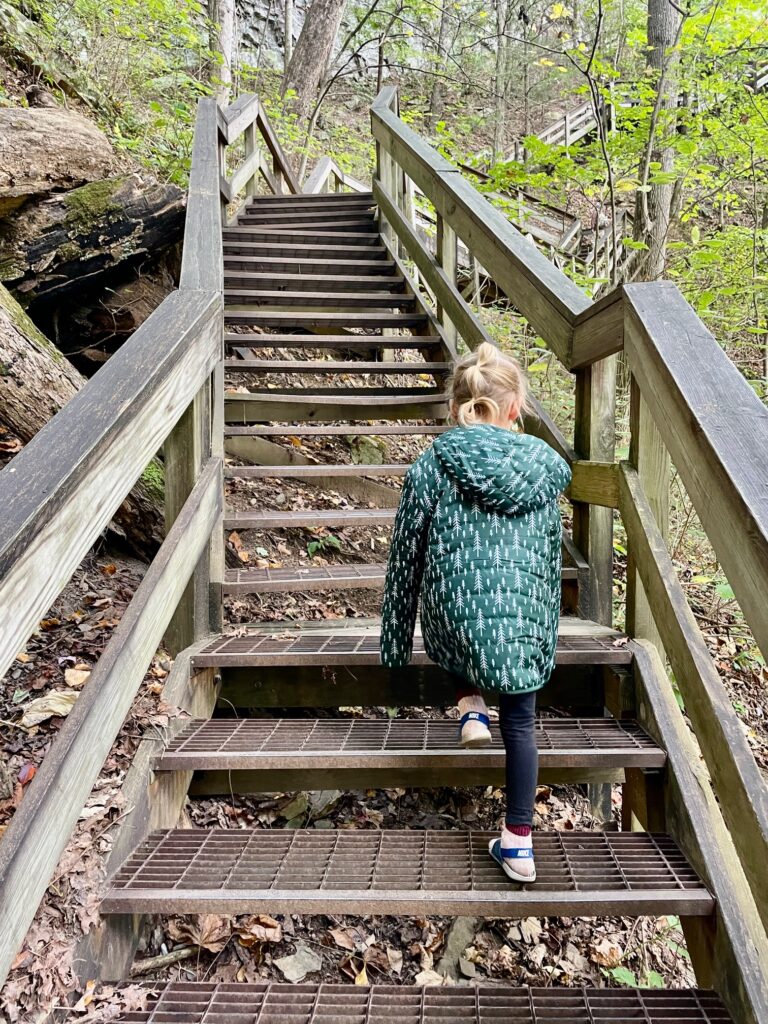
104, 189, 716, 1012
1, 92, 767, 1024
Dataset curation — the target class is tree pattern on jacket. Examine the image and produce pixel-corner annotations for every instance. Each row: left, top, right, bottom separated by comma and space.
380, 425, 572, 694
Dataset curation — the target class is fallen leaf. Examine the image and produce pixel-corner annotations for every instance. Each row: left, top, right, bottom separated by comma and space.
15, 653, 30, 664
167, 915, 231, 952
18, 763, 36, 786
591, 936, 623, 968
72, 980, 96, 1011
100, 563, 117, 575
65, 668, 91, 689
354, 963, 368, 985
330, 927, 356, 951
414, 968, 445, 986
237, 915, 282, 947
20, 688, 78, 727
386, 947, 403, 975
274, 943, 322, 982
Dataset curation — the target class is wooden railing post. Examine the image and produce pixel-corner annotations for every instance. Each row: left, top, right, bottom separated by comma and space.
572, 357, 617, 625
244, 121, 258, 197
436, 212, 458, 349
625, 375, 670, 653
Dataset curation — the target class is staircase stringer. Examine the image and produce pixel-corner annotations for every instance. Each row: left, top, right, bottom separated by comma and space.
73, 644, 219, 983
632, 641, 768, 1024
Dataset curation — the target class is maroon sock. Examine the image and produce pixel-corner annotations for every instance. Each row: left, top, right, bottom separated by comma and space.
505, 824, 532, 837
456, 686, 482, 701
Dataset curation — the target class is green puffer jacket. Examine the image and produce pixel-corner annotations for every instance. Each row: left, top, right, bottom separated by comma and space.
380, 424, 571, 694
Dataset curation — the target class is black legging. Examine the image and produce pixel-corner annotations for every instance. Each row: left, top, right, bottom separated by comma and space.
498, 691, 538, 826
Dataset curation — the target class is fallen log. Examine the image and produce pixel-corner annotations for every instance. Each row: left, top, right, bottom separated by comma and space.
0, 172, 185, 304
0, 283, 163, 559
0, 106, 119, 216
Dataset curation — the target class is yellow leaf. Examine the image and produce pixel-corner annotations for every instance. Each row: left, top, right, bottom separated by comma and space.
355, 963, 369, 985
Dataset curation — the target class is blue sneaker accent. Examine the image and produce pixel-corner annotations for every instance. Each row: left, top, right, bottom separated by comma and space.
460, 710, 490, 729
489, 838, 533, 863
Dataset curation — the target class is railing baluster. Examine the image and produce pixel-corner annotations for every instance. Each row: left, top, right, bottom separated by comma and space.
436, 212, 458, 349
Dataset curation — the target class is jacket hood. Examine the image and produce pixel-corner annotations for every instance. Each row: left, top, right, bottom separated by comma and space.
432, 424, 571, 515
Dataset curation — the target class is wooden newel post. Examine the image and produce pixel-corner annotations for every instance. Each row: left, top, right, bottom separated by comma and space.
625, 375, 670, 654
244, 121, 257, 197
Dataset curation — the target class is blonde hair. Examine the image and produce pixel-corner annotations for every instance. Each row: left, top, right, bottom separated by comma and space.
450, 343, 531, 427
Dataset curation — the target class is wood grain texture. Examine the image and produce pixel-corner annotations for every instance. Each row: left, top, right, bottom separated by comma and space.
370, 103, 590, 362
570, 286, 625, 367
624, 281, 768, 663
181, 100, 223, 291
0, 460, 222, 988
633, 641, 768, 1024
620, 465, 768, 929
74, 657, 218, 982
0, 290, 221, 684
374, 179, 489, 350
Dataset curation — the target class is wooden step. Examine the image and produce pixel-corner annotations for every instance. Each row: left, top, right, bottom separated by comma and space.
224, 311, 429, 328
224, 333, 443, 349
223, 255, 396, 274
222, 240, 388, 259
246, 198, 376, 214
190, 620, 630, 669
240, 208, 375, 223
109, 982, 732, 1024
224, 507, 397, 530
102, 829, 712, 917
224, 359, 450, 373
225, 463, 409, 479
235, 219, 378, 235
224, 272, 405, 292
159, 716, 665, 772
249, 190, 375, 204
224, 424, 451, 436
223, 228, 381, 244
224, 290, 416, 309
224, 389, 449, 423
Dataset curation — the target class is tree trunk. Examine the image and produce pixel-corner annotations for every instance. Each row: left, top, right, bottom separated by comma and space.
284, 0, 294, 68
281, 0, 348, 121
633, 0, 683, 280
492, 1, 510, 162
209, 0, 236, 104
429, 0, 451, 126
0, 173, 184, 305
0, 283, 163, 558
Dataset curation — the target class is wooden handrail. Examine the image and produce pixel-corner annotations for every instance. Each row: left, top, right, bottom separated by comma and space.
370, 88, 625, 368
620, 465, 768, 928
303, 155, 369, 194
0, 290, 221, 683
0, 459, 222, 986
624, 281, 768, 663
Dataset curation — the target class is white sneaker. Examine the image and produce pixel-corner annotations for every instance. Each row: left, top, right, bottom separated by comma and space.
488, 831, 536, 884
457, 695, 493, 749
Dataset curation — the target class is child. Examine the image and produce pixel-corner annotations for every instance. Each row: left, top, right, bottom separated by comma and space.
380, 343, 571, 883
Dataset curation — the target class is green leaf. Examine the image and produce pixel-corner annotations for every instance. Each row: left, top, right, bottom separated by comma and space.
690, 225, 701, 244
645, 970, 665, 989
608, 966, 637, 986
715, 582, 735, 601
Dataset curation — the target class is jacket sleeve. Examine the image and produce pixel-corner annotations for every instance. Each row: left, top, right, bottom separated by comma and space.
380, 468, 431, 668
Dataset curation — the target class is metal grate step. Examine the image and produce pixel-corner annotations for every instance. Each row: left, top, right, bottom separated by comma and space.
102, 829, 713, 917
222, 563, 578, 594
158, 717, 665, 771
190, 623, 630, 668
117, 982, 732, 1024
224, 290, 417, 309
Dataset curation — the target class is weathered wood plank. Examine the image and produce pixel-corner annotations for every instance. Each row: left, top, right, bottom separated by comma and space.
228, 149, 263, 200
572, 358, 617, 624
633, 641, 768, 1024
570, 286, 625, 368
0, 460, 222, 988
370, 103, 591, 362
220, 94, 260, 144
624, 281, 768, 663
180, 100, 223, 291
568, 460, 619, 508
0, 290, 221, 683
374, 180, 490, 350
620, 465, 768, 929
256, 107, 300, 194
74, 655, 218, 982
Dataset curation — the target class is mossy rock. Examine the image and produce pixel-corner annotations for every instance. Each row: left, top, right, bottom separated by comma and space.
346, 434, 387, 465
